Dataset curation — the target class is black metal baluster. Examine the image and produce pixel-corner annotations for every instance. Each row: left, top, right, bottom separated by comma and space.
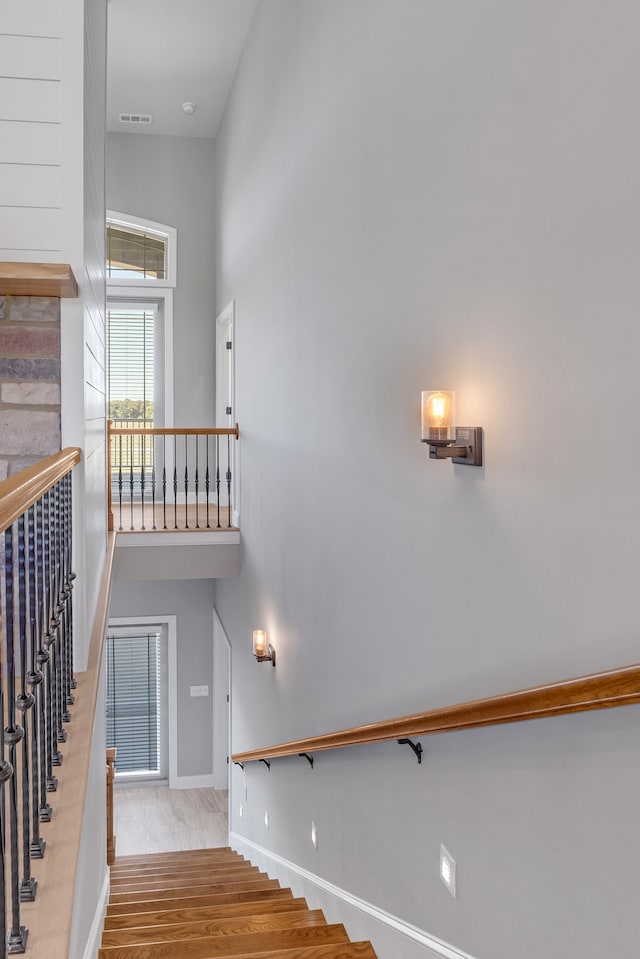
205, 435, 211, 529
216, 436, 221, 529
151, 435, 157, 530
0, 561, 16, 955
173, 435, 178, 529
26, 506, 45, 858
117, 434, 123, 531
60, 475, 71, 723
42, 492, 59, 792
4, 526, 28, 952
34, 498, 52, 821
129, 435, 134, 530
184, 435, 189, 529
195, 435, 200, 529
63, 472, 76, 698
226, 434, 232, 528
140, 432, 146, 530
15, 517, 36, 902
162, 435, 167, 530
52, 482, 66, 750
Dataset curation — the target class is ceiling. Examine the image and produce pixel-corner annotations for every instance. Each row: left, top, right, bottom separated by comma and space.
107, 0, 258, 139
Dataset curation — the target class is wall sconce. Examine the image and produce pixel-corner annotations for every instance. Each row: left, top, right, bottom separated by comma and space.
253, 629, 276, 666
421, 391, 482, 466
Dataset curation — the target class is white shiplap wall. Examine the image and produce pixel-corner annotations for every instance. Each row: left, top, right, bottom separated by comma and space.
0, 6, 63, 260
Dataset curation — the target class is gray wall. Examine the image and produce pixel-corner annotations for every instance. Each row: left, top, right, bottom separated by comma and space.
109, 578, 216, 778
106, 132, 217, 426
214, 2, 640, 958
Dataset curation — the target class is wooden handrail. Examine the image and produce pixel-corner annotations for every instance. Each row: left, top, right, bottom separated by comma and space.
0, 447, 81, 534
232, 662, 640, 763
108, 424, 239, 438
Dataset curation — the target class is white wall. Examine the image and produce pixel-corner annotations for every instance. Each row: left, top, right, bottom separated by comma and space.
214, 3, 640, 958
106, 133, 217, 426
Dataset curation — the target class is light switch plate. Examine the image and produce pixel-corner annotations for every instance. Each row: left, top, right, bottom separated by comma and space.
190, 685, 209, 697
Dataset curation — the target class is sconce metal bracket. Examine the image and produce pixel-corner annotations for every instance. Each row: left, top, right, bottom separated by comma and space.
259, 759, 271, 771
428, 427, 482, 467
299, 752, 314, 768
256, 645, 276, 667
397, 738, 423, 764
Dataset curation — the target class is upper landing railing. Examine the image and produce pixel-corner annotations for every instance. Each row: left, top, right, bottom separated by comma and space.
232, 662, 640, 766
107, 421, 239, 533
0, 448, 81, 955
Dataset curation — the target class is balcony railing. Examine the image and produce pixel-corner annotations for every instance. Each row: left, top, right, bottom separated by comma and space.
0, 448, 81, 955
107, 422, 239, 533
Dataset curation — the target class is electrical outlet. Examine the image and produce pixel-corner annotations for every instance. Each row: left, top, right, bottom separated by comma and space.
311, 821, 318, 850
440, 844, 456, 898
190, 685, 209, 697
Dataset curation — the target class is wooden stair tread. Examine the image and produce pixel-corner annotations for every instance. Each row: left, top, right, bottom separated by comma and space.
104, 898, 309, 931
111, 870, 266, 893
111, 864, 257, 882
110, 879, 279, 905
99, 924, 349, 958
101, 909, 327, 947
107, 888, 295, 917
113, 849, 239, 866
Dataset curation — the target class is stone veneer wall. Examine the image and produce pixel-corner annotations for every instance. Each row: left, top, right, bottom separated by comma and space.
0, 295, 61, 481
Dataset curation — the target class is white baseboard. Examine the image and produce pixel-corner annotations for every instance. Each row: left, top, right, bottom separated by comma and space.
171, 773, 215, 789
230, 833, 478, 959
82, 869, 109, 959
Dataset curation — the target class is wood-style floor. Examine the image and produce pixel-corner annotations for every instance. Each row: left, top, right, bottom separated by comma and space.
114, 785, 229, 856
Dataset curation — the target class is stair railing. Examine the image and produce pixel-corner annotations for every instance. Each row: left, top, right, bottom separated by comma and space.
232, 662, 640, 766
0, 448, 81, 955
107, 422, 239, 533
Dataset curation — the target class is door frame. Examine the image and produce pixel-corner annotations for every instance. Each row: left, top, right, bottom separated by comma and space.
107, 614, 177, 785
212, 609, 231, 799
215, 300, 238, 526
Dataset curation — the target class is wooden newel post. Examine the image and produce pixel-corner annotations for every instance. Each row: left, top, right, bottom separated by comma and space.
106, 748, 116, 865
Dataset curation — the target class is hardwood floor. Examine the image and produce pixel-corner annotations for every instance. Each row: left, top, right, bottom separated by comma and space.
114, 785, 229, 856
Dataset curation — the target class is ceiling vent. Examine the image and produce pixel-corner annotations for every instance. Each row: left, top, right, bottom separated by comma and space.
119, 113, 152, 125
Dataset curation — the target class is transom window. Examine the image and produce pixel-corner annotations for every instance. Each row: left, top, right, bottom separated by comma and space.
106, 211, 177, 287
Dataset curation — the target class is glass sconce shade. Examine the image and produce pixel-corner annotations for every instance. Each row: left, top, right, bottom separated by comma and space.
421, 391, 456, 443
253, 629, 268, 657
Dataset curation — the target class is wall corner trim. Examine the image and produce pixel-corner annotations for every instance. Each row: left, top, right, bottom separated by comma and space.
81, 869, 109, 959
229, 832, 479, 959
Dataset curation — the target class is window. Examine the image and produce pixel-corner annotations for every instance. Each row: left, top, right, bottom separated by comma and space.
106, 211, 177, 288
106, 627, 168, 780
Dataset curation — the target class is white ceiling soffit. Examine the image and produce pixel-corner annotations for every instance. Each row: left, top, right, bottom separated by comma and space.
107, 0, 258, 139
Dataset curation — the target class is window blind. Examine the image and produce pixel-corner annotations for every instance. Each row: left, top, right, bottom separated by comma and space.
107, 225, 166, 279
106, 632, 161, 775
107, 310, 154, 423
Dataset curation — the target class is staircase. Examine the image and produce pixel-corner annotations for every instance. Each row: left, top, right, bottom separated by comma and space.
100, 847, 378, 958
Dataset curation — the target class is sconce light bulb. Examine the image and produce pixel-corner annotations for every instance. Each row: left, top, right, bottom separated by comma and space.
421, 390, 455, 443
253, 629, 268, 657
